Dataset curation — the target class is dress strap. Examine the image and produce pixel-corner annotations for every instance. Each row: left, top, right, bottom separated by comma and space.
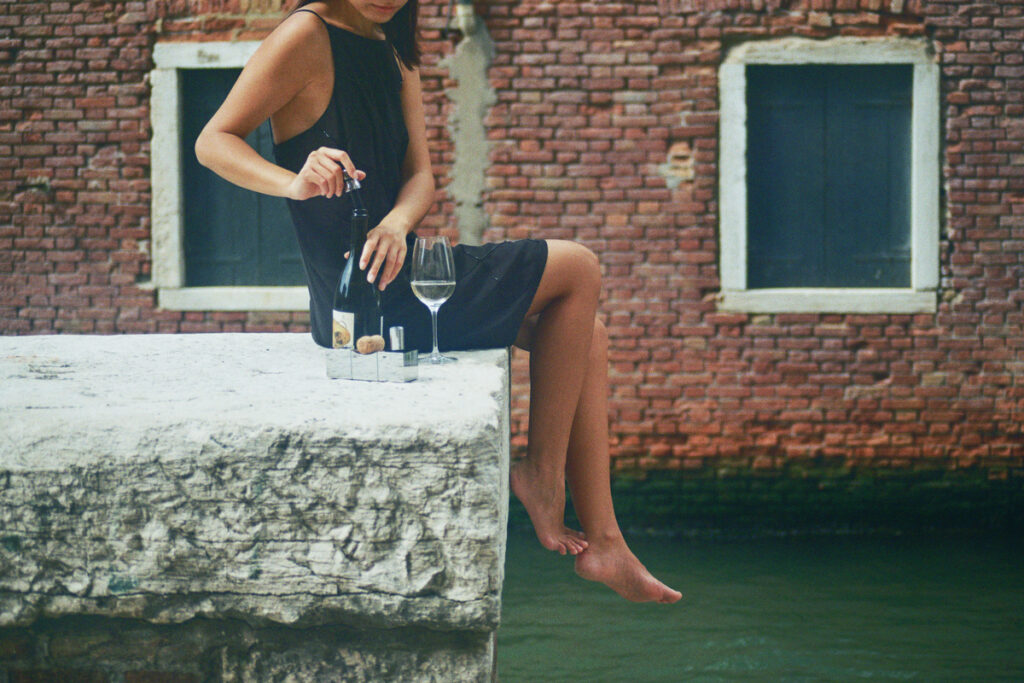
291, 7, 330, 28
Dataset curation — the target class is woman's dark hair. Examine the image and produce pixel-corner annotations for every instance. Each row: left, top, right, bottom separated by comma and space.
294, 1, 421, 70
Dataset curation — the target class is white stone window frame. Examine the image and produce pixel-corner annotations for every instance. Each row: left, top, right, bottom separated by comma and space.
150, 41, 308, 312
717, 37, 940, 314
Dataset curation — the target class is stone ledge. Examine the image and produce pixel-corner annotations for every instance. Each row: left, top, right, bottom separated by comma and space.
0, 334, 510, 638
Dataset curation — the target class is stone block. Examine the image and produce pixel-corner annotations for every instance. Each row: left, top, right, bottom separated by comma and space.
0, 334, 510, 681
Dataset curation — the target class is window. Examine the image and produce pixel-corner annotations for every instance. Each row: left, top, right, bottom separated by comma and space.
180, 68, 303, 287
151, 42, 308, 311
718, 38, 940, 313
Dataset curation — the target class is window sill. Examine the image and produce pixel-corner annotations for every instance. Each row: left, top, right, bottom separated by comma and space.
717, 288, 936, 314
158, 287, 309, 312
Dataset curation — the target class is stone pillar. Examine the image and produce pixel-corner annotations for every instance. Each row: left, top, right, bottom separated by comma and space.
0, 334, 510, 681
441, 2, 496, 247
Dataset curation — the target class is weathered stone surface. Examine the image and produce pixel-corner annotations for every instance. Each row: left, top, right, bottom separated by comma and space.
0, 615, 497, 682
0, 334, 510, 635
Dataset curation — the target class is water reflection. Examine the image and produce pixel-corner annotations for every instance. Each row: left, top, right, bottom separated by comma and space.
498, 530, 1024, 682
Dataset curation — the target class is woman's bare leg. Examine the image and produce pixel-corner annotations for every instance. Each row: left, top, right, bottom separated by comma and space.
510, 240, 600, 555
567, 319, 682, 603
512, 239, 681, 602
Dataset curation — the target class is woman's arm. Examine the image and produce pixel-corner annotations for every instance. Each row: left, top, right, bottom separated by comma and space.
194, 12, 362, 200
361, 65, 436, 289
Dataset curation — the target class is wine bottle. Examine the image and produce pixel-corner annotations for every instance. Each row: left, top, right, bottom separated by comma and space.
331, 171, 383, 350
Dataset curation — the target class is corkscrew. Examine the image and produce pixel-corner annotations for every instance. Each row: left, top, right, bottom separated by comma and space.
321, 128, 362, 193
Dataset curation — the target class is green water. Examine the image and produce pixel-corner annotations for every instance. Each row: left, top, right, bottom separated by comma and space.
498, 530, 1024, 682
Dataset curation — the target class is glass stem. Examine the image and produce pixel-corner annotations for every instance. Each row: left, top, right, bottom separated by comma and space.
430, 307, 441, 361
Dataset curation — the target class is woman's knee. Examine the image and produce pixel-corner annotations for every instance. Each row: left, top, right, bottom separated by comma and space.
575, 242, 602, 292
527, 240, 602, 318
549, 240, 601, 297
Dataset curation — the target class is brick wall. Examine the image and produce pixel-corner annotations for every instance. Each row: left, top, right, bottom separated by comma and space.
2, 1, 1022, 491
0, 1, 310, 337
481, 0, 1023, 484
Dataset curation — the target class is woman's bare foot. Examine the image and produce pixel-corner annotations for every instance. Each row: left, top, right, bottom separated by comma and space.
574, 535, 682, 604
510, 460, 588, 555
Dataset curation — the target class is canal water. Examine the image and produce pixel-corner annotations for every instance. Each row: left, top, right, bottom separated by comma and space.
498, 529, 1024, 682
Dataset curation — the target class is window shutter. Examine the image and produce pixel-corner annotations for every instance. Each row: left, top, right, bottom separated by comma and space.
252, 120, 305, 285
824, 66, 912, 287
747, 66, 827, 287
746, 65, 912, 289
180, 69, 305, 287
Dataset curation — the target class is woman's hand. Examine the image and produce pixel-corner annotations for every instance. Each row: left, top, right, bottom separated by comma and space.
361, 219, 409, 291
286, 146, 367, 201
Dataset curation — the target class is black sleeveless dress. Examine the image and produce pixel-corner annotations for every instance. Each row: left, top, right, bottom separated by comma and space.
273, 9, 548, 351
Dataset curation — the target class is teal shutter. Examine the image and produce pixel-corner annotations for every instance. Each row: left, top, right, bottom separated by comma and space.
746, 65, 912, 288
180, 69, 304, 287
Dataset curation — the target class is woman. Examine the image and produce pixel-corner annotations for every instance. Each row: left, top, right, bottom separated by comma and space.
195, 0, 680, 603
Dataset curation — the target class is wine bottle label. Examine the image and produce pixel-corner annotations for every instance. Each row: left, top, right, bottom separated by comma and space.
332, 310, 354, 349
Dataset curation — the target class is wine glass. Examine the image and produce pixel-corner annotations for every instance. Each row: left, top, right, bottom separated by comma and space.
411, 235, 457, 364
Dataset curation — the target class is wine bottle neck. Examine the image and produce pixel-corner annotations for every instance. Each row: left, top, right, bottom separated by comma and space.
343, 172, 369, 258
348, 184, 366, 213
348, 210, 368, 255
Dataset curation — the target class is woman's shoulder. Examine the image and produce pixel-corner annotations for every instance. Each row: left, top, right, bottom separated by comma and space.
244, 8, 331, 81
273, 8, 331, 43
257, 8, 331, 60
